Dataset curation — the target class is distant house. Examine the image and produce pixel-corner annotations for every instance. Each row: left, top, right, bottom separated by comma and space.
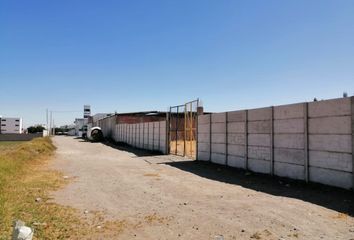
0, 117, 23, 134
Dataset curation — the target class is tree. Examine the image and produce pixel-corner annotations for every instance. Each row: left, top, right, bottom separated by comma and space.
27, 125, 45, 133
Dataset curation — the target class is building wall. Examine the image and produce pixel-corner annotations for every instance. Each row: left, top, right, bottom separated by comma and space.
198, 97, 354, 190
0, 117, 23, 134
92, 113, 113, 123
116, 115, 166, 124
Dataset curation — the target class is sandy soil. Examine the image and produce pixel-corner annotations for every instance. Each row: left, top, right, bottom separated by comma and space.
50, 136, 354, 240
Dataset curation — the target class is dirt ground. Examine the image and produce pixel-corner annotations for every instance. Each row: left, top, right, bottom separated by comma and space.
50, 136, 354, 240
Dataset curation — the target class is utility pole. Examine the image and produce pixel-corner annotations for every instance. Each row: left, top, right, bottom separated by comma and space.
50, 111, 53, 136
52, 118, 55, 135
46, 109, 48, 134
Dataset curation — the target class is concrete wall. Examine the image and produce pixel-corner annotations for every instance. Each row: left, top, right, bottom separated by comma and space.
198, 97, 354, 190
98, 116, 167, 154
97, 116, 116, 139
0, 133, 43, 141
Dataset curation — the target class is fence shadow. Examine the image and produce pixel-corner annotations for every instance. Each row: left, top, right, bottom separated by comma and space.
162, 160, 354, 216
101, 140, 164, 157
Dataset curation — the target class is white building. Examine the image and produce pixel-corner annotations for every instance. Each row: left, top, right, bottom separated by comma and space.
74, 118, 88, 136
0, 117, 23, 134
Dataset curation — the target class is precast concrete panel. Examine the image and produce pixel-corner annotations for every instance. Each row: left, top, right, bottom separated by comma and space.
308, 98, 351, 118
227, 133, 245, 145
274, 134, 305, 149
274, 162, 305, 180
198, 114, 211, 124
309, 167, 352, 189
227, 110, 246, 122
227, 122, 245, 133
248, 134, 271, 147
274, 103, 304, 120
198, 151, 210, 161
309, 116, 351, 134
248, 158, 271, 174
248, 121, 271, 134
211, 143, 226, 154
248, 146, 271, 161
198, 124, 210, 133
274, 148, 305, 165
211, 153, 226, 165
227, 155, 245, 168
228, 144, 245, 157
212, 133, 226, 144
248, 107, 272, 121
309, 150, 352, 172
309, 134, 351, 153
198, 142, 210, 152
274, 119, 304, 134
211, 123, 226, 133
211, 113, 226, 123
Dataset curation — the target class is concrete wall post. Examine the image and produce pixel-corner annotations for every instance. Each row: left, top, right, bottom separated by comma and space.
270, 106, 274, 176
196, 104, 199, 161
148, 122, 150, 149
304, 102, 309, 182
209, 114, 212, 162
158, 121, 161, 151
152, 122, 155, 150
225, 112, 229, 166
135, 124, 138, 147
245, 110, 249, 170
166, 112, 169, 155
142, 122, 145, 148
351, 96, 354, 190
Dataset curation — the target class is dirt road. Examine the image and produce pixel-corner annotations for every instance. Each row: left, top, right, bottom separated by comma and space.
51, 136, 354, 240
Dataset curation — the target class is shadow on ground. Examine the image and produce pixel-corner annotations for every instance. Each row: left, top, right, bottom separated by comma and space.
73, 137, 354, 216
161, 160, 354, 216
101, 140, 164, 157
75, 137, 164, 157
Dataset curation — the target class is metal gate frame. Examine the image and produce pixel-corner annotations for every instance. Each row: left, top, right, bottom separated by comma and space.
168, 99, 199, 159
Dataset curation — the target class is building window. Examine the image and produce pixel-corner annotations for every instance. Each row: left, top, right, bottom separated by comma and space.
15, 120, 20, 122
1, 124, 6, 126
1, 119, 6, 121
15, 124, 19, 127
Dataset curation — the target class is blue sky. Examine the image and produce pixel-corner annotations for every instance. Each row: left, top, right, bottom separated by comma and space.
1, 0, 353, 127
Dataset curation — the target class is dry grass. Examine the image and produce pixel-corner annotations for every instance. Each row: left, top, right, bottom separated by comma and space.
0, 141, 25, 152
250, 229, 273, 240
0, 138, 114, 239
143, 173, 160, 177
0, 137, 80, 239
170, 140, 196, 159
332, 212, 348, 220
143, 213, 169, 224
0, 138, 172, 239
